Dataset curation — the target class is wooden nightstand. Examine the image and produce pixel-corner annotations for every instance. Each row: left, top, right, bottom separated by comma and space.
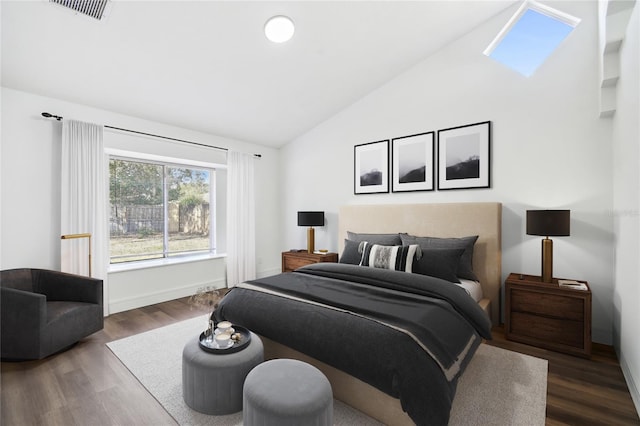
505, 273, 592, 358
281, 251, 338, 272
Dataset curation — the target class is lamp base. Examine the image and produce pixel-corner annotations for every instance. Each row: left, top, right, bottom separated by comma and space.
541, 238, 553, 283
307, 227, 315, 254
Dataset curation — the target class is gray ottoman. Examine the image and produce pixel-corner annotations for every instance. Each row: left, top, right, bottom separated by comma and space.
182, 332, 263, 415
243, 358, 333, 426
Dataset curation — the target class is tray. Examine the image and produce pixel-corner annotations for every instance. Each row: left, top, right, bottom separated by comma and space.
199, 324, 251, 354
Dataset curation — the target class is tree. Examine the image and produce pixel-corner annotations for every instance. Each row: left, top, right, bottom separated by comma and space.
167, 167, 209, 203
109, 159, 210, 206
110, 159, 163, 205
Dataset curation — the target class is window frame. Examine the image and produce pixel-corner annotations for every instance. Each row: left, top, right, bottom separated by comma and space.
107, 148, 225, 271
483, 0, 581, 77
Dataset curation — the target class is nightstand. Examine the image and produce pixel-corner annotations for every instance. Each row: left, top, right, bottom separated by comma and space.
281, 251, 338, 272
505, 273, 592, 358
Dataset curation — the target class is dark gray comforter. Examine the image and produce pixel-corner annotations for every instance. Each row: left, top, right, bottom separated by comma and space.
215, 263, 492, 425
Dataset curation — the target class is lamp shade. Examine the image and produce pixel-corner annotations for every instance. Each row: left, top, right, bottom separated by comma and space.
297, 211, 324, 227
526, 210, 570, 237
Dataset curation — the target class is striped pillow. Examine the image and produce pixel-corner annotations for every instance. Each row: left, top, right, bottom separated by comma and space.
359, 242, 421, 272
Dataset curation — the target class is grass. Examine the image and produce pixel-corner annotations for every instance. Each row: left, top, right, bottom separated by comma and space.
110, 233, 210, 263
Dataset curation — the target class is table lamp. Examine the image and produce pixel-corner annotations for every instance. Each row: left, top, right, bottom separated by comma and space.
297, 211, 324, 253
526, 210, 570, 283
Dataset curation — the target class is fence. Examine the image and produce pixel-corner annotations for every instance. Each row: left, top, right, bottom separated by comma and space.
110, 202, 210, 236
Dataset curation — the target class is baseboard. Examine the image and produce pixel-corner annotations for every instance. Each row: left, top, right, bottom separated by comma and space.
108, 266, 280, 314
620, 354, 640, 418
108, 277, 226, 314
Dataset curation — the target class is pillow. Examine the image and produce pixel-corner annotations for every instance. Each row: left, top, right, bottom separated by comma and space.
339, 239, 362, 265
400, 234, 479, 281
411, 248, 465, 283
347, 231, 402, 246
359, 242, 420, 273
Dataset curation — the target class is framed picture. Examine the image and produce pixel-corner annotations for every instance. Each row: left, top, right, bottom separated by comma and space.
354, 140, 389, 194
437, 121, 491, 190
391, 132, 434, 192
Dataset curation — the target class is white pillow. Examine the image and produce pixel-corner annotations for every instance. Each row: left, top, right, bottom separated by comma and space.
359, 242, 421, 273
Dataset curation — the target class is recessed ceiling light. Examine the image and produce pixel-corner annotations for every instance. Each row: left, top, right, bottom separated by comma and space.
264, 15, 295, 43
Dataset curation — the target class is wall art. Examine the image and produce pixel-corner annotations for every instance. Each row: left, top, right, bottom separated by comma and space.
354, 140, 389, 194
437, 121, 491, 190
391, 131, 434, 192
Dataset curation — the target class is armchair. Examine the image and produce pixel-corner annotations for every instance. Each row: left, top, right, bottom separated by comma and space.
1, 268, 103, 360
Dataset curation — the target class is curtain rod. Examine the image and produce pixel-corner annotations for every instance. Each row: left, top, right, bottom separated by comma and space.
41, 112, 262, 158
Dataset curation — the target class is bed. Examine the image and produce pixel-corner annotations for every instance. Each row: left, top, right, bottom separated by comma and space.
216, 202, 502, 425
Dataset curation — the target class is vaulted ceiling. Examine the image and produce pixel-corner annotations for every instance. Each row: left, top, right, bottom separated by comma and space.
1, 1, 516, 147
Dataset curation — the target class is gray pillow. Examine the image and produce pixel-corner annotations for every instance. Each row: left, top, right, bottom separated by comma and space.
347, 231, 402, 246
400, 234, 479, 281
339, 239, 362, 265
411, 248, 465, 283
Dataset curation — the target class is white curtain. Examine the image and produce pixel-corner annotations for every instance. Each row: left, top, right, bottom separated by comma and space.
61, 119, 109, 315
226, 151, 256, 287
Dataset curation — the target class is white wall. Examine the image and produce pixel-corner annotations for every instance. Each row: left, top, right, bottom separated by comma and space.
612, 2, 640, 413
280, 1, 615, 344
0, 87, 282, 313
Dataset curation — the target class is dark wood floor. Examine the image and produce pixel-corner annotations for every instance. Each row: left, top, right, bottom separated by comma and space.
2, 297, 639, 425
488, 330, 639, 425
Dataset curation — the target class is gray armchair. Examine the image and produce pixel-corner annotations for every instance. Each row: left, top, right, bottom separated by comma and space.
1, 268, 104, 360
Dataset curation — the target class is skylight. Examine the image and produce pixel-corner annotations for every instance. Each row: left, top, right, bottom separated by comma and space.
484, 1, 580, 77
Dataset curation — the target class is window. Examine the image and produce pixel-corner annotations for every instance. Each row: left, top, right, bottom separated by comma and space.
109, 156, 216, 264
484, 1, 580, 77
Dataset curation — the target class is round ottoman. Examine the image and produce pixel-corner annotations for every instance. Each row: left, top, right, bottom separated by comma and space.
182, 332, 263, 415
243, 358, 333, 426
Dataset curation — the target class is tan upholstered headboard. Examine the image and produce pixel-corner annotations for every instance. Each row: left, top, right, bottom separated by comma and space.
338, 202, 502, 324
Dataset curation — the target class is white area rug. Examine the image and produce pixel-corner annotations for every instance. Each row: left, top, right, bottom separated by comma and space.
107, 316, 547, 425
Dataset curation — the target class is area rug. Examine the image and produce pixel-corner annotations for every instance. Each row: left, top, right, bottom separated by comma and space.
107, 316, 548, 425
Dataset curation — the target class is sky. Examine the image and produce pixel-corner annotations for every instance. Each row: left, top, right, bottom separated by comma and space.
488, 8, 575, 77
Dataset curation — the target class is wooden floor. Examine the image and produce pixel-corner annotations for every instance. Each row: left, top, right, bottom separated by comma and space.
2, 297, 639, 425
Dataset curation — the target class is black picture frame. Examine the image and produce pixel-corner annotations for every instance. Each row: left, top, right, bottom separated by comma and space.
391, 131, 434, 192
354, 140, 389, 194
437, 121, 491, 190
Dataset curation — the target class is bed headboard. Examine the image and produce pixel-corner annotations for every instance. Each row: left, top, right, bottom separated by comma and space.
338, 202, 502, 325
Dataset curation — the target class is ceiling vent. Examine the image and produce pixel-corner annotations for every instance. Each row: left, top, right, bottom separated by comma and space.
49, 0, 111, 21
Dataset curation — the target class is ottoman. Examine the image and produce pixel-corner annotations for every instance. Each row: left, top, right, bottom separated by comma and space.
243, 358, 333, 426
182, 332, 263, 415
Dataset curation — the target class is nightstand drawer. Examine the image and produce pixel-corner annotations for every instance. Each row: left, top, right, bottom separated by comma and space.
281, 251, 338, 272
284, 256, 315, 270
510, 312, 584, 348
511, 288, 584, 321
